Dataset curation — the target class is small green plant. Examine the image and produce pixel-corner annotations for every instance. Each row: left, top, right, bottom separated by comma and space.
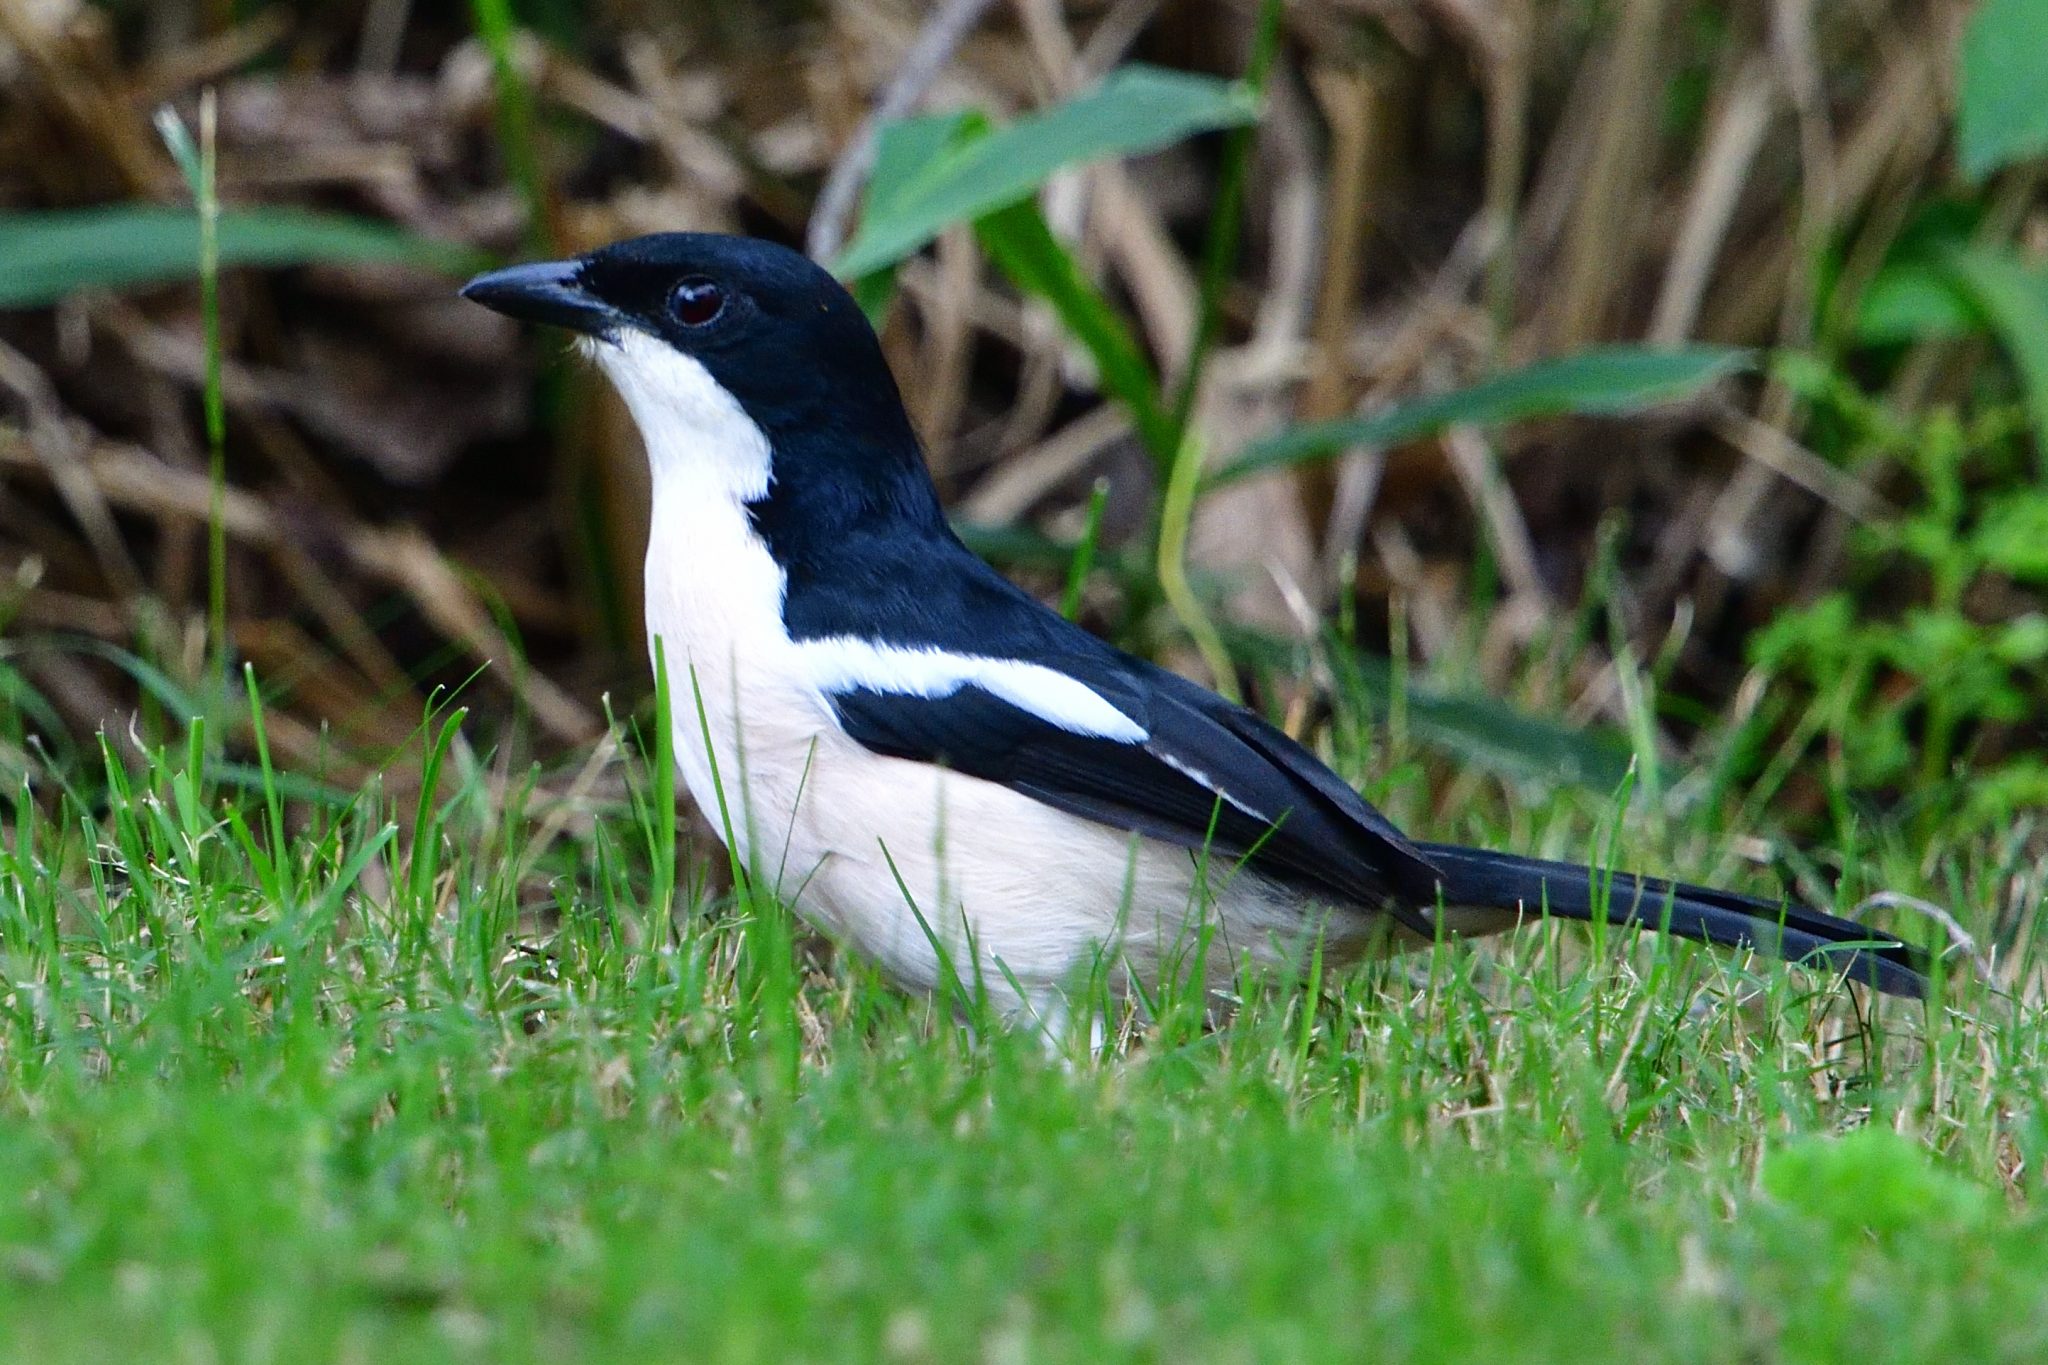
1743, 8, 2048, 837
1749, 360, 2048, 830
154, 97, 231, 696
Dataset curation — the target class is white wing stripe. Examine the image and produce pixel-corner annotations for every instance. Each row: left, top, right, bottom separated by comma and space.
798, 637, 1148, 743
1153, 750, 1271, 822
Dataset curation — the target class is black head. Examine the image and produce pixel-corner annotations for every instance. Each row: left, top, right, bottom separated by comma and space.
462, 232, 945, 552
463, 233, 916, 449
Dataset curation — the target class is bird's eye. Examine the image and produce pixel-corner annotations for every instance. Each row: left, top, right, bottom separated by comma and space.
669, 277, 725, 328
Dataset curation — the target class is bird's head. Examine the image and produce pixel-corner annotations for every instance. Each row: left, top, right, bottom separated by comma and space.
462, 233, 931, 520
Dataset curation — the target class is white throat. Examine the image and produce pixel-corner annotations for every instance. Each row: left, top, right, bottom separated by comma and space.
586, 330, 772, 503
588, 330, 801, 870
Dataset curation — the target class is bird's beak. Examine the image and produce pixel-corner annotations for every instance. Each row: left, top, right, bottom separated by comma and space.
460, 259, 620, 337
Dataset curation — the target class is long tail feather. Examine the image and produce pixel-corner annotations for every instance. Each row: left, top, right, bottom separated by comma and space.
1416, 842, 1930, 999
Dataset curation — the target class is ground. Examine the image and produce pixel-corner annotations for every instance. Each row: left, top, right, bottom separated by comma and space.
0, 684, 2035, 1364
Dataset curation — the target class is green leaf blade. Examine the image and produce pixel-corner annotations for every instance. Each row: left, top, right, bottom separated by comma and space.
1854, 263, 1981, 346
1226, 628, 1637, 791
1213, 344, 1754, 487
834, 65, 1258, 280
846, 110, 990, 325
0, 205, 482, 310
1958, 0, 2048, 181
972, 200, 1172, 462
867, 111, 988, 221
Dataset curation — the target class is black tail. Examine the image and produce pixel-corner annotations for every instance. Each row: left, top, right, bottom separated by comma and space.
1417, 842, 1930, 999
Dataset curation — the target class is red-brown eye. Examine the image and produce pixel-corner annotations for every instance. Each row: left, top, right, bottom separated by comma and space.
670, 277, 724, 327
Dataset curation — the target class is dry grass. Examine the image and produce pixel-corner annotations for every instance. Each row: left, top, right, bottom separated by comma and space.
0, 0, 2026, 825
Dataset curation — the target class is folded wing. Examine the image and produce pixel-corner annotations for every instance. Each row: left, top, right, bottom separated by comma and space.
818, 642, 1444, 935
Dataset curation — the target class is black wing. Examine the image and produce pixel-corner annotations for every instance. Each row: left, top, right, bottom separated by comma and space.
828, 648, 1443, 934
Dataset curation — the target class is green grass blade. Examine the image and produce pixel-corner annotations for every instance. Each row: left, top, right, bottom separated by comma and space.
1060, 480, 1110, 621
1165, 0, 1283, 444
649, 638, 678, 932
467, 0, 550, 248
155, 98, 231, 691
1212, 345, 1755, 487
241, 663, 294, 910
1229, 626, 1637, 790
1157, 429, 1239, 699
974, 200, 1174, 462
0, 205, 482, 310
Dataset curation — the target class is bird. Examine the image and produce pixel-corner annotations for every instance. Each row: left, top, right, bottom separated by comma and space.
460, 231, 1929, 1022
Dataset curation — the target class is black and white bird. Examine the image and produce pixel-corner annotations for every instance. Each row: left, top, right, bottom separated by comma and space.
461, 232, 1928, 1018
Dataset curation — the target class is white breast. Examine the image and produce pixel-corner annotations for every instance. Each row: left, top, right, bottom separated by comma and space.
598, 333, 1365, 1018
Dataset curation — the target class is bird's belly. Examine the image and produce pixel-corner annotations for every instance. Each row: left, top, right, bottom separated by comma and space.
720, 724, 1386, 1012
641, 520, 1383, 1016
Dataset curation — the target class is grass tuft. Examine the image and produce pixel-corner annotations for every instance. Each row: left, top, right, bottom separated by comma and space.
0, 664, 2033, 1359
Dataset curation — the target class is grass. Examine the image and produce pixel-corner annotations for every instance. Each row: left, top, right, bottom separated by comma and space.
0, 653, 2041, 1364
152, 94, 231, 700
4, 7, 2037, 1355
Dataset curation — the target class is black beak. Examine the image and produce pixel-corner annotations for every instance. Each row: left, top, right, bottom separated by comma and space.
460, 259, 620, 337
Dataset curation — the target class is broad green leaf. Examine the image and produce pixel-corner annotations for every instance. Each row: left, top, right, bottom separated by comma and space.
1390, 667, 1634, 790
834, 65, 1258, 279
1395, 682, 1634, 791
1212, 345, 1753, 487
848, 111, 988, 324
0, 205, 481, 310
847, 266, 898, 328
1854, 264, 1979, 345
868, 111, 986, 220
1942, 246, 2048, 460
1958, 0, 2048, 180
974, 200, 1173, 463
854, 109, 1174, 461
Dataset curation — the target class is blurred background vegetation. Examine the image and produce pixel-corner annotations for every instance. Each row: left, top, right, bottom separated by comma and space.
0, 0, 2042, 905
